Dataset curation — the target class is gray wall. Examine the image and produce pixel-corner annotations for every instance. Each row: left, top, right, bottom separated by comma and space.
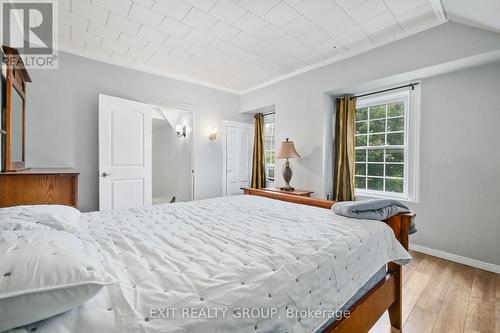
240, 22, 500, 266
26, 52, 250, 212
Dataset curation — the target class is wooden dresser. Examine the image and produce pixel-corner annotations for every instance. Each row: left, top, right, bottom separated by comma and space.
0, 168, 79, 208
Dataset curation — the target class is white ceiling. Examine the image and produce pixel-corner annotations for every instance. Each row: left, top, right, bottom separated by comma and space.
54, 0, 448, 93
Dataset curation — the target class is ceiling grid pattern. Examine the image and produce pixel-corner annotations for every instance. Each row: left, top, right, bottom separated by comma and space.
55, 0, 445, 92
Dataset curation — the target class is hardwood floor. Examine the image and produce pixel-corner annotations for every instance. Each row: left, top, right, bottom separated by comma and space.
368, 251, 499, 333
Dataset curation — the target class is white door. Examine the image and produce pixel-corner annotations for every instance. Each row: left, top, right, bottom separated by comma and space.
99, 94, 153, 210
223, 121, 253, 196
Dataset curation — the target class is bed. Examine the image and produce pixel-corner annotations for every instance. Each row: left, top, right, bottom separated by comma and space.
2, 191, 413, 333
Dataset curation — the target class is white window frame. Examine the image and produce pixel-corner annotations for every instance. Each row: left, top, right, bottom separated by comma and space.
354, 85, 420, 202
263, 113, 276, 184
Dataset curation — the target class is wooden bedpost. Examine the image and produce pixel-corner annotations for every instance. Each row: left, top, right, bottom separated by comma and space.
384, 213, 413, 330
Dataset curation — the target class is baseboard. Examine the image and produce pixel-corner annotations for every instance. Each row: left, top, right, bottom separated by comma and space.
409, 243, 500, 274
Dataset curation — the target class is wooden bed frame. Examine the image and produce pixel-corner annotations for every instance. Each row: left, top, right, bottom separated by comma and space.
243, 188, 414, 333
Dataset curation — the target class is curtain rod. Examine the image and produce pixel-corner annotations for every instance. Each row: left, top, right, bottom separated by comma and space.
262, 111, 275, 116
338, 82, 420, 100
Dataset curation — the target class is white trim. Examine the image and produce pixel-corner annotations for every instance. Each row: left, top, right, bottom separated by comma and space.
221, 120, 254, 196
409, 243, 500, 274
429, 0, 447, 22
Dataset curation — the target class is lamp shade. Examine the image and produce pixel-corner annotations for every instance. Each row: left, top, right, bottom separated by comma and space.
277, 138, 301, 159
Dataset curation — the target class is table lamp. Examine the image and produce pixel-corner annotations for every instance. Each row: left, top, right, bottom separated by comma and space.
277, 138, 301, 191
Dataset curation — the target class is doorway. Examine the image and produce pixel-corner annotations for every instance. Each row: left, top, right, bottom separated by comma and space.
222, 120, 253, 196
152, 107, 194, 204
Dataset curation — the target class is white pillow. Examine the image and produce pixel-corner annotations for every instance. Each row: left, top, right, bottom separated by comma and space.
0, 205, 82, 232
0, 230, 116, 332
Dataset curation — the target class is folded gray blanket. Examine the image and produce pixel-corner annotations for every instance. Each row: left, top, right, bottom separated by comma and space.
332, 199, 417, 234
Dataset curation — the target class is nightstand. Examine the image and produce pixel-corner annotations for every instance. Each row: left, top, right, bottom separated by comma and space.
263, 187, 314, 197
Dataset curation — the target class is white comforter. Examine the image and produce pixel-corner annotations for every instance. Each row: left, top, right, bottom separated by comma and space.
11, 195, 411, 333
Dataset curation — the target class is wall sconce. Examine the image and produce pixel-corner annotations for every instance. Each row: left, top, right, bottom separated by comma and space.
209, 128, 218, 141
176, 125, 187, 138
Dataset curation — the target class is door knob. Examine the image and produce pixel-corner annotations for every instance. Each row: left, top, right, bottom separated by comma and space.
101, 172, 113, 177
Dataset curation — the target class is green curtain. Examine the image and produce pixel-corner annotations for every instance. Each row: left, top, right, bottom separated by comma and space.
251, 113, 266, 189
333, 96, 356, 201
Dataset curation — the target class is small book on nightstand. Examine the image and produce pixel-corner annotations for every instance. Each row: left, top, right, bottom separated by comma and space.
263, 187, 314, 197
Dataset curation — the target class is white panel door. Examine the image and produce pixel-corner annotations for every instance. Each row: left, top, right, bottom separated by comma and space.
224, 122, 253, 196
99, 94, 153, 210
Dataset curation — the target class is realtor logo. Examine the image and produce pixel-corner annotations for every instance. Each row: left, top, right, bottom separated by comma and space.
1, 0, 58, 68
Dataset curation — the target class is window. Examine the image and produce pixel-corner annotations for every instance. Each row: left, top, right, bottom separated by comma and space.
354, 88, 420, 201
263, 113, 275, 182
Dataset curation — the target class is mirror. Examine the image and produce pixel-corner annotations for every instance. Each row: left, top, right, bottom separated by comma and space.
10, 88, 23, 162
1, 46, 31, 171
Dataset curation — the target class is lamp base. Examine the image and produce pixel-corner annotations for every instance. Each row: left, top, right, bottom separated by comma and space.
280, 186, 295, 192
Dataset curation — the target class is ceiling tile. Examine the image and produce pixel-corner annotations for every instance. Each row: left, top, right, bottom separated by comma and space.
334, 0, 366, 11
137, 26, 169, 44
208, 21, 240, 41
72, 0, 109, 24
133, 0, 155, 8
284, 0, 303, 6
294, 0, 335, 19
144, 42, 172, 56
86, 44, 112, 58
282, 16, 316, 37
183, 29, 214, 46
329, 19, 362, 39
253, 24, 287, 43
101, 37, 131, 54
274, 35, 311, 58
348, 0, 388, 23
182, 7, 218, 31
88, 21, 121, 41
359, 11, 399, 35
385, 0, 428, 15
209, 0, 246, 24
163, 36, 192, 50
206, 38, 233, 52
93, 0, 132, 17
159, 17, 192, 38
72, 27, 103, 46
119, 32, 149, 49
310, 38, 340, 56
335, 30, 371, 50
111, 51, 137, 64
60, 38, 86, 53
59, 9, 89, 31
128, 3, 165, 27
182, 0, 218, 12
264, 2, 299, 27
107, 12, 141, 35
186, 44, 211, 56
239, 0, 281, 15
315, 6, 350, 31
233, 12, 268, 34
298, 27, 330, 46
152, 0, 191, 21
127, 47, 152, 60
394, 3, 436, 29
55, 0, 71, 11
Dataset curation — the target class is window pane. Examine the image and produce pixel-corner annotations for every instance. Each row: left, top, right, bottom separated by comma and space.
387, 117, 404, 132
356, 149, 366, 162
385, 149, 404, 162
387, 132, 404, 145
368, 149, 384, 162
355, 163, 366, 176
355, 177, 366, 189
386, 178, 404, 193
356, 121, 367, 134
388, 102, 404, 117
367, 177, 383, 191
368, 134, 384, 146
356, 135, 367, 147
368, 163, 384, 177
386, 164, 404, 178
369, 119, 385, 133
369, 105, 385, 119
356, 108, 368, 121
